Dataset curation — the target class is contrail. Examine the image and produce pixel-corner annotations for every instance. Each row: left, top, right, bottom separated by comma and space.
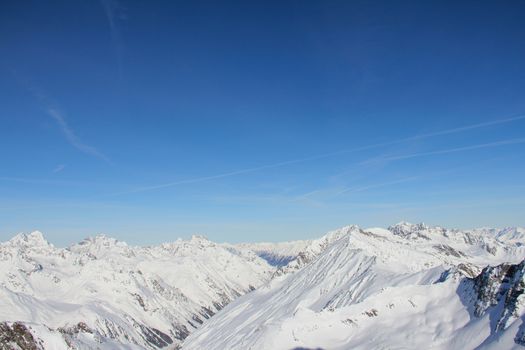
0, 177, 89, 186
329, 156, 503, 198
53, 164, 66, 173
13, 74, 112, 164
334, 176, 420, 197
48, 109, 112, 164
376, 138, 525, 162
100, 0, 124, 78
401, 114, 525, 141
109, 115, 525, 196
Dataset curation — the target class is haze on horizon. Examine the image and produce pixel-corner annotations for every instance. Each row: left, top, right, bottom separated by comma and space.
1, 1, 524, 246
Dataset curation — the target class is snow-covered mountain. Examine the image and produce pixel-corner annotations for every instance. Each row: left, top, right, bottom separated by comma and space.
235, 240, 310, 267
1, 223, 524, 350
182, 223, 525, 350
0, 232, 274, 349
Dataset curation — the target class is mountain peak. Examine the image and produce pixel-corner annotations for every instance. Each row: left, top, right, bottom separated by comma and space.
495, 227, 525, 243
191, 234, 210, 242
82, 234, 124, 245
391, 221, 428, 229
387, 222, 432, 240
8, 231, 51, 247
69, 234, 128, 255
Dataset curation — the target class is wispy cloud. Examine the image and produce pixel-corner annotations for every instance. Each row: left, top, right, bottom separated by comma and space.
334, 176, 420, 197
13, 75, 112, 164
0, 177, 86, 186
401, 114, 525, 141
48, 108, 111, 164
109, 115, 525, 196
331, 139, 525, 198
100, 0, 125, 77
296, 163, 476, 206
100, 0, 120, 41
53, 164, 66, 173
0, 199, 139, 212
288, 187, 346, 207
363, 138, 525, 165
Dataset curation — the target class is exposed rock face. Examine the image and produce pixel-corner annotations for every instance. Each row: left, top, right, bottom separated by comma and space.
0, 322, 43, 350
388, 222, 433, 240
471, 260, 525, 345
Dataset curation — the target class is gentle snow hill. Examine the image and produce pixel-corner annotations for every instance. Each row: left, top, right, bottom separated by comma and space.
182, 223, 525, 350
0, 232, 274, 349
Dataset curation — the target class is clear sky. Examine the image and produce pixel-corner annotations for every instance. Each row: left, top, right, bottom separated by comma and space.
1, 1, 524, 246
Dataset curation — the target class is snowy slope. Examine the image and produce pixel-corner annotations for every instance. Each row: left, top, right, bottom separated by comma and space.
235, 226, 368, 270
182, 223, 525, 350
0, 232, 274, 349
235, 240, 310, 267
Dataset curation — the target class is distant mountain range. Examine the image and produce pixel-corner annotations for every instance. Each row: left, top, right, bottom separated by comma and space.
1, 222, 524, 349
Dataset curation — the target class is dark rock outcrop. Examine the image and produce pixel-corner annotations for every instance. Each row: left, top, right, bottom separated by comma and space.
0, 322, 44, 350
469, 260, 525, 346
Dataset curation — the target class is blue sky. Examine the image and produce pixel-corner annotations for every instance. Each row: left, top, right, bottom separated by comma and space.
1, 1, 524, 246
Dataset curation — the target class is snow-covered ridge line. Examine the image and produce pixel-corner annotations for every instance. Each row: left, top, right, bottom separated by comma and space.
236, 222, 524, 271
6, 220, 524, 252
1, 222, 524, 349
0, 231, 275, 349
182, 223, 525, 350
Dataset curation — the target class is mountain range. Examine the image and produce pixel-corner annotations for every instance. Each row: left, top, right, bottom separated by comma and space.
1, 222, 524, 349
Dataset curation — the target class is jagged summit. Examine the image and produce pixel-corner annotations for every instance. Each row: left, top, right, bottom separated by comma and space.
392, 220, 422, 226
0, 231, 274, 349
6, 231, 51, 248
190, 234, 211, 244
388, 221, 432, 239
495, 226, 525, 244
76, 234, 126, 246
67, 234, 130, 258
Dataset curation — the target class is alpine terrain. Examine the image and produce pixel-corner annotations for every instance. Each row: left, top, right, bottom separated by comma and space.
184, 223, 525, 350
0, 222, 524, 349
0, 233, 273, 349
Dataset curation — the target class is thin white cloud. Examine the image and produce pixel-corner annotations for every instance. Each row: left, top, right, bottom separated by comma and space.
369, 138, 525, 163
287, 187, 345, 208
100, 0, 119, 40
14, 76, 112, 164
100, 0, 125, 77
300, 164, 473, 206
53, 164, 66, 173
402, 114, 525, 141
0, 177, 87, 186
109, 115, 525, 196
48, 109, 111, 164
334, 176, 420, 197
